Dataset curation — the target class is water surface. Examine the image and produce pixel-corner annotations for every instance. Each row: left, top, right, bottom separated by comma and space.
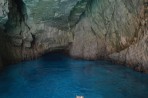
0, 53, 148, 98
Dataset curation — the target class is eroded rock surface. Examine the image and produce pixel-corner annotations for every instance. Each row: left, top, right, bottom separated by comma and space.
110, 1, 148, 72
70, 0, 144, 58
0, 0, 147, 72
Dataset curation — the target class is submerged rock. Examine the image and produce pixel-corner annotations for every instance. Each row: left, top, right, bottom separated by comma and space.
0, 0, 147, 72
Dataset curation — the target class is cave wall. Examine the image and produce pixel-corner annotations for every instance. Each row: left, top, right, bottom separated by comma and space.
70, 0, 148, 72
110, 0, 148, 72
0, 0, 147, 72
70, 0, 143, 58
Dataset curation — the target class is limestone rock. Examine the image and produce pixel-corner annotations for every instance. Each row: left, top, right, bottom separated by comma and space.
70, 0, 143, 59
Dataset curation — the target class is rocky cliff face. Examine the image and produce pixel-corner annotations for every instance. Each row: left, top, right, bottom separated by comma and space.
0, 0, 147, 72
110, 0, 148, 72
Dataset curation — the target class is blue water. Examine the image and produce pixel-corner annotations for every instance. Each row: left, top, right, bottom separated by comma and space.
0, 53, 148, 98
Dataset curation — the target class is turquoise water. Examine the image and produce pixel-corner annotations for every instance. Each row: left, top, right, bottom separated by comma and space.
0, 53, 148, 98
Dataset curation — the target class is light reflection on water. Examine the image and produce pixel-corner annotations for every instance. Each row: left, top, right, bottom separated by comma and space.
0, 53, 148, 98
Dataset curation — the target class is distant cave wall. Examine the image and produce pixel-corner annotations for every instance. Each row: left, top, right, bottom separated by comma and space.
0, 0, 89, 64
